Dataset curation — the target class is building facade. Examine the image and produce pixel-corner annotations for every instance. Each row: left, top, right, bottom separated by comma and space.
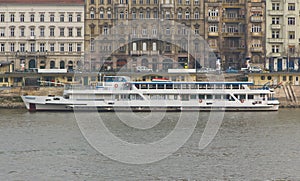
84, 0, 207, 72
266, 0, 300, 72
204, 0, 266, 70
0, 0, 85, 72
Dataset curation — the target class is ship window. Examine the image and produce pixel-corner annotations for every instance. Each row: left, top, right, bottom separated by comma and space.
283, 76, 286, 81
240, 94, 246, 99
46, 99, 51, 101
181, 95, 189, 101
261, 76, 265, 80
190, 94, 197, 99
289, 76, 293, 81
214, 95, 222, 99
206, 94, 212, 99
248, 95, 254, 99
216, 84, 223, 89
198, 94, 205, 99
54, 97, 60, 100
267, 76, 272, 80
158, 84, 164, 89
174, 95, 178, 100
232, 85, 239, 89
166, 84, 173, 89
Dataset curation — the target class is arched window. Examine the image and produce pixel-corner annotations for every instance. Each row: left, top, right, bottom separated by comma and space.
60, 60, 65, 69
50, 60, 55, 69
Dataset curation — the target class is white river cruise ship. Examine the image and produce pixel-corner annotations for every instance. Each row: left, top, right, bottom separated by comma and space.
21, 76, 280, 111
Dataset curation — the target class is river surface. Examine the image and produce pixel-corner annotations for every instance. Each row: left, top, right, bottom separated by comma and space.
0, 109, 300, 180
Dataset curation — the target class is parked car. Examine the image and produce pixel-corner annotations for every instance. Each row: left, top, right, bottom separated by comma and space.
249, 66, 262, 73
136, 66, 153, 72
225, 67, 239, 73
197, 67, 216, 74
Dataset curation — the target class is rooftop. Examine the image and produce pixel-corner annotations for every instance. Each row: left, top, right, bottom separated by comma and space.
0, 0, 84, 4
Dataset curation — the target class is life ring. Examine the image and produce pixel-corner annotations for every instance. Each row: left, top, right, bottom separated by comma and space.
114, 84, 118, 88
240, 99, 244, 103
199, 99, 202, 103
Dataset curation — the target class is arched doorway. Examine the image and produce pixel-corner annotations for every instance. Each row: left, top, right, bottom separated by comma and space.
117, 59, 127, 70
60, 61, 65, 69
162, 59, 173, 71
39, 60, 46, 69
68, 61, 73, 71
50, 61, 55, 69
28, 59, 36, 69
141, 58, 149, 67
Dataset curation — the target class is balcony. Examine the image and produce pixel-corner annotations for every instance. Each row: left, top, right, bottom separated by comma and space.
208, 32, 219, 36
270, 24, 281, 29
251, 32, 262, 37
250, 16, 263, 23
222, 32, 243, 37
161, 3, 173, 8
207, 16, 220, 22
114, 3, 127, 8
28, 35, 36, 40
222, 3, 244, 8
268, 10, 284, 16
251, 47, 263, 52
268, 38, 284, 43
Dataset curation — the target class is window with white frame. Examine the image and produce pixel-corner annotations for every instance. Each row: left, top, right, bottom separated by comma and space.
60, 28, 64, 36
50, 27, 55, 36
50, 14, 55, 22
30, 27, 35, 36
272, 30, 280, 38
76, 28, 81, 37
152, 42, 157, 51
132, 11, 136, 19
185, 11, 190, 19
251, 24, 261, 32
139, 12, 144, 19
272, 3, 280, 10
208, 9, 219, 17
68, 28, 73, 37
60, 43, 64, 52
10, 14, 15, 22
30, 43, 35, 52
194, 12, 199, 19
20, 14, 24, 22
0, 14, 4, 22
40, 27, 45, 37
77, 43, 81, 52
272, 45, 279, 53
178, 12, 182, 19
77, 14, 81, 22
272, 17, 279, 24
60, 14, 64, 22
40, 43, 45, 52
0, 28, 4, 37
69, 43, 73, 52
10, 43, 15, 52
90, 11, 95, 19
20, 27, 25, 36
50, 43, 55, 52
30, 14, 34, 22
107, 11, 111, 19
209, 24, 218, 32
288, 17, 295, 25
103, 26, 108, 35
40, 14, 44, 22
10, 27, 15, 36
142, 42, 147, 51
20, 43, 25, 52
68, 14, 73, 22
132, 42, 137, 51
0, 43, 5, 52
100, 10, 104, 19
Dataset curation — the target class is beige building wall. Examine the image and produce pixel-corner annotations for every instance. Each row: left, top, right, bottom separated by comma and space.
0, 1, 85, 72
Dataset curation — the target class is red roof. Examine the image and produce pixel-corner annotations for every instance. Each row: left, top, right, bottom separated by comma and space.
0, 0, 84, 4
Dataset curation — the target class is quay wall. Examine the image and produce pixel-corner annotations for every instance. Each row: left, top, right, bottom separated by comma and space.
0, 86, 300, 109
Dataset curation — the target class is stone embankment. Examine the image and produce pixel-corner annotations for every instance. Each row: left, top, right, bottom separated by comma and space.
0, 85, 299, 109
0, 87, 64, 109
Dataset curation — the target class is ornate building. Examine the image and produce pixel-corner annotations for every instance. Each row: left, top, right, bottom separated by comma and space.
0, 0, 85, 72
84, 0, 206, 72
204, 0, 266, 69
266, 0, 300, 72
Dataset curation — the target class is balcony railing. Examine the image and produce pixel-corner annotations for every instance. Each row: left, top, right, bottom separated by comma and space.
268, 38, 284, 43
268, 10, 284, 16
